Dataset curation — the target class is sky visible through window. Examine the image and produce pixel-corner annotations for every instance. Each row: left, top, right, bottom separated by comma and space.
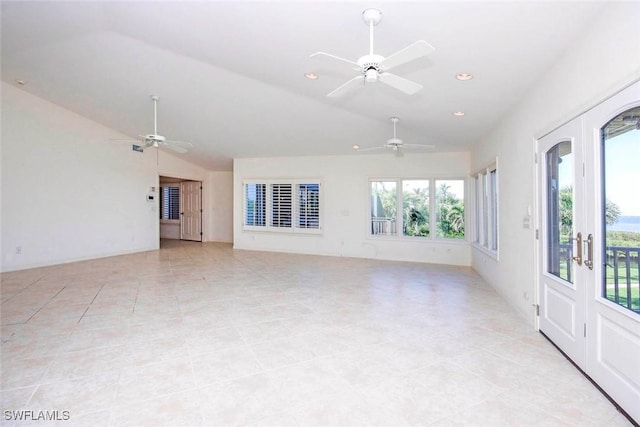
606, 130, 639, 219
557, 128, 639, 233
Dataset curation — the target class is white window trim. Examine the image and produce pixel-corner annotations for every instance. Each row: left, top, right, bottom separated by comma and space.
243, 179, 323, 235
368, 177, 467, 242
472, 159, 499, 259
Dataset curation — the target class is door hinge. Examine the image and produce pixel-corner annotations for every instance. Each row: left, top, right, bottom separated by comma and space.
584, 323, 587, 337
534, 153, 538, 164
200, 232, 203, 236
534, 304, 540, 316
535, 229, 539, 240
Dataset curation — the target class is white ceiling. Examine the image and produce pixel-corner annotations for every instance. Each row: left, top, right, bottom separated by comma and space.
1, 1, 607, 171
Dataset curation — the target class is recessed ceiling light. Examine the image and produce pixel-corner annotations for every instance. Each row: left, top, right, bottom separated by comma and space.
455, 73, 473, 81
453, 111, 465, 116
352, 144, 360, 150
15, 79, 26, 85
305, 73, 319, 80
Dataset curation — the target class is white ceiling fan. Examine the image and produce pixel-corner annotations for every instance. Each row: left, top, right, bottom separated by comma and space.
356, 117, 435, 156
311, 8, 435, 98
116, 95, 193, 154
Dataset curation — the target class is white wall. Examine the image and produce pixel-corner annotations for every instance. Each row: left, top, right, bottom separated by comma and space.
1, 83, 232, 271
234, 152, 471, 265
470, 2, 640, 324
1, 83, 159, 271
209, 171, 234, 243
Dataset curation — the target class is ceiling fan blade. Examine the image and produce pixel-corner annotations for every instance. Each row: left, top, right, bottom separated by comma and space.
164, 140, 193, 147
162, 144, 188, 154
327, 75, 365, 97
356, 146, 385, 152
380, 40, 435, 71
110, 138, 141, 143
378, 72, 423, 95
403, 143, 435, 149
141, 141, 155, 150
310, 51, 359, 68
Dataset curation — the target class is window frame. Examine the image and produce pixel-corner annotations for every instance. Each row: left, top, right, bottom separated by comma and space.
369, 177, 467, 242
472, 160, 499, 258
243, 179, 323, 234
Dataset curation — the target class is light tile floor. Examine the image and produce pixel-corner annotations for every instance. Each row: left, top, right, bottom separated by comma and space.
0, 241, 634, 426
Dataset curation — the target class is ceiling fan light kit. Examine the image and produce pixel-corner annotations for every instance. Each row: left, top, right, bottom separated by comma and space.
311, 8, 435, 97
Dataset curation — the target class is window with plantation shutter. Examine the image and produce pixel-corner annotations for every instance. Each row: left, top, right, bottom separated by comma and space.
245, 183, 266, 227
242, 179, 322, 234
270, 183, 292, 228
297, 183, 320, 229
160, 186, 180, 220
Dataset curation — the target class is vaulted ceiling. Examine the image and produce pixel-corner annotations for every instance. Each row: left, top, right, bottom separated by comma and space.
1, 1, 607, 170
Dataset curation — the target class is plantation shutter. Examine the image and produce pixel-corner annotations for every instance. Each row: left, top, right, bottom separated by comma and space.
270, 183, 292, 228
245, 183, 266, 226
161, 187, 180, 220
297, 183, 320, 229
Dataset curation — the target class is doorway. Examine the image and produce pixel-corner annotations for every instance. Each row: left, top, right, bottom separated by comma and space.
537, 81, 640, 422
159, 176, 203, 242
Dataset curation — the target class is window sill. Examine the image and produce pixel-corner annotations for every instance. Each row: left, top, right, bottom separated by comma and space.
243, 227, 323, 236
368, 235, 468, 245
160, 219, 180, 224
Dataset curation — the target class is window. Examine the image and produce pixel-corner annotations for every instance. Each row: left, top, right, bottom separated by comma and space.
436, 180, 465, 239
473, 162, 499, 254
270, 183, 292, 228
403, 180, 429, 237
243, 180, 322, 233
297, 183, 320, 229
245, 183, 266, 226
371, 181, 397, 236
370, 178, 464, 240
160, 186, 180, 220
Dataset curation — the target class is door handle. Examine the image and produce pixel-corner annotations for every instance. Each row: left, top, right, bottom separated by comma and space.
572, 232, 583, 266
585, 234, 594, 270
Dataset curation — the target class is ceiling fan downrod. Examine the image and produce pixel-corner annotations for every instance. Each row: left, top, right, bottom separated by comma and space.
151, 95, 160, 136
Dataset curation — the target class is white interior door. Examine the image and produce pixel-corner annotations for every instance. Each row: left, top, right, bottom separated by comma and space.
537, 81, 640, 423
180, 181, 202, 241
538, 118, 588, 369
583, 82, 640, 423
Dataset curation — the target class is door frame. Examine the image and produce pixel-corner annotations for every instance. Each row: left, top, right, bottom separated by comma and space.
159, 174, 205, 243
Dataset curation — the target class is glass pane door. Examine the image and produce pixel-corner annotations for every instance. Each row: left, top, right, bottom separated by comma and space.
546, 140, 574, 283
601, 106, 640, 313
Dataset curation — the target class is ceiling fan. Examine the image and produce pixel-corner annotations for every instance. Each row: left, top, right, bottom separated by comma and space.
116, 95, 192, 154
311, 8, 435, 98
356, 117, 434, 156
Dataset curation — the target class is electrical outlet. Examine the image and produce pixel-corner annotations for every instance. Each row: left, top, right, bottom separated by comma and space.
15, 246, 22, 255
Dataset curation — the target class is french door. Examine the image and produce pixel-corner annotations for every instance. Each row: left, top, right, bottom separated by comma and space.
538, 80, 640, 422
538, 117, 588, 369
